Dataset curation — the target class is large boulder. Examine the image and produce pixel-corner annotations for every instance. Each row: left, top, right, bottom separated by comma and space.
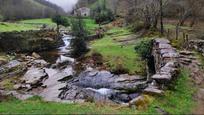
0, 60, 25, 75
59, 69, 148, 103
22, 68, 48, 87
75, 70, 147, 92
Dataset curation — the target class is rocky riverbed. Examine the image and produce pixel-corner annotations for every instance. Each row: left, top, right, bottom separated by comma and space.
0, 38, 180, 106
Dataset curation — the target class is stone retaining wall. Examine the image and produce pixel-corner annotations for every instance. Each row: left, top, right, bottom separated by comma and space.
189, 40, 204, 55
151, 38, 179, 86
0, 30, 63, 52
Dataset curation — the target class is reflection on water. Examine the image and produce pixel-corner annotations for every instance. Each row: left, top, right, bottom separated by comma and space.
39, 35, 72, 64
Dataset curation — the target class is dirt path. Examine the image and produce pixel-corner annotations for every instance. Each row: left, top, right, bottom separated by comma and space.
179, 51, 204, 114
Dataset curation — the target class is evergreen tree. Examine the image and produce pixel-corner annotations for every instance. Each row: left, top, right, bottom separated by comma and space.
52, 15, 69, 36
70, 16, 89, 58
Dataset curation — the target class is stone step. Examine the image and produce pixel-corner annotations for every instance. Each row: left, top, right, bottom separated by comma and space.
179, 58, 192, 63
179, 55, 197, 60
152, 74, 172, 81
179, 51, 195, 56
143, 85, 164, 95
180, 61, 191, 65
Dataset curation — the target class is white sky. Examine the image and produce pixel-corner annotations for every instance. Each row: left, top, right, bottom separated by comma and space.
47, 0, 78, 12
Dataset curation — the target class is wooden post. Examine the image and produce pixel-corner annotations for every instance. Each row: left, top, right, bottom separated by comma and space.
176, 25, 179, 40
183, 32, 186, 48
186, 34, 189, 49
183, 32, 185, 40
167, 29, 170, 40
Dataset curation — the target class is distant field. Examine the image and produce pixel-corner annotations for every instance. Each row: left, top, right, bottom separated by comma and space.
0, 17, 98, 33
0, 22, 38, 32
0, 18, 55, 32
20, 18, 55, 25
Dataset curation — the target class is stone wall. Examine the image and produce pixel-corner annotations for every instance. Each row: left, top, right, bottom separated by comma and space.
189, 40, 204, 55
151, 39, 179, 85
0, 30, 63, 52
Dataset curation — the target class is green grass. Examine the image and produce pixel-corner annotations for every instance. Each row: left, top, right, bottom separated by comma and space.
0, 96, 138, 114
143, 69, 196, 114
20, 18, 55, 25
1, 17, 98, 33
90, 27, 146, 75
164, 24, 192, 30
0, 18, 54, 32
84, 18, 99, 31
0, 22, 38, 32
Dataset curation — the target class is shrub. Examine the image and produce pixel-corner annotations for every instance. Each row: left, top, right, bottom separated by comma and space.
130, 21, 145, 32
135, 39, 153, 59
91, 1, 115, 24
52, 15, 69, 27
91, 51, 103, 66
71, 37, 89, 58
70, 16, 88, 38
171, 38, 185, 49
111, 58, 129, 75
70, 16, 89, 58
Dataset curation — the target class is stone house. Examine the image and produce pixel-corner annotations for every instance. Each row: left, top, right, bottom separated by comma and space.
74, 7, 91, 17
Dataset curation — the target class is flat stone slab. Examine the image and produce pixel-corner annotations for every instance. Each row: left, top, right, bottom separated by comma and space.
155, 39, 170, 44
162, 52, 179, 58
76, 70, 147, 91
23, 68, 48, 85
56, 55, 75, 64
158, 44, 172, 49
144, 85, 164, 95
40, 66, 74, 102
152, 74, 172, 81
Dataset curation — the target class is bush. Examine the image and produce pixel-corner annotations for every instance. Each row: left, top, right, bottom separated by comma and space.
71, 37, 89, 58
70, 16, 88, 38
130, 21, 144, 32
91, 51, 103, 66
111, 58, 129, 75
91, 1, 115, 24
171, 38, 185, 49
135, 39, 153, 59
70, 16, 89, 58
52, 15, 69, 27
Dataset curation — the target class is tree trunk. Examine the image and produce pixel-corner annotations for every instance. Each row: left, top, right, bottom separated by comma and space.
160, 0, 164, 35
153, 16, 158, 29
190, 17, 196, 27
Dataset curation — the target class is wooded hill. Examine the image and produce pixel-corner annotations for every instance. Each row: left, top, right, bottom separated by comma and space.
0, 0, 65, 20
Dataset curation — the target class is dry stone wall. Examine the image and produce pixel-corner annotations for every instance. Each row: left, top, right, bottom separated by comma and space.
0, 30, 62, 52
151, 38, 179, 85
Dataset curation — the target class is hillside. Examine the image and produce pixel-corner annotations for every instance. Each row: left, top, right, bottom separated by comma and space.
76, 0, 97, 8
0, 0, 65, 20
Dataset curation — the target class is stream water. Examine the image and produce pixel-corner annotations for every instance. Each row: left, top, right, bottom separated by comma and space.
39, 35, 72, 64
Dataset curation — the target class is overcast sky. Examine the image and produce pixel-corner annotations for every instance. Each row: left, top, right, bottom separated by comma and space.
47, 0, 78, 12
